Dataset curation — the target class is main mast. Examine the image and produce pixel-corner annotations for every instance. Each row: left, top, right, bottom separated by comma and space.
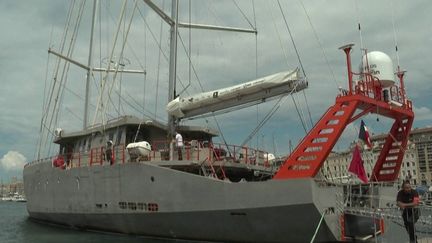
84, 0, 98, 130
167, 0, 179, 139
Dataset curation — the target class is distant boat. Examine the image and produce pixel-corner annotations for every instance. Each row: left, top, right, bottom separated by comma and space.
1, 196, 13, 202
12, 193, 27, 203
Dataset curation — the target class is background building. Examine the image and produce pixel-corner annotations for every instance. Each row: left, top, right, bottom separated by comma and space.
321, 142, 419, 184
372, 126, 432, 185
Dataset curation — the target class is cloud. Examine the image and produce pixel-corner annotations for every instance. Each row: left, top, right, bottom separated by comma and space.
0, 0, 431, 160
0, 151, 27, 171
414, 106, 432, 121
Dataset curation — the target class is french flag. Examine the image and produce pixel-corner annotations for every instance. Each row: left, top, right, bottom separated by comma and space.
359, 120, 372, 149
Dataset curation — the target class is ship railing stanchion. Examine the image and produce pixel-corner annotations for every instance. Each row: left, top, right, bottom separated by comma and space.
112, 147, 116, 165
90, 149, 93, 166
122, 144, 125, 163
100, 147, 103, 165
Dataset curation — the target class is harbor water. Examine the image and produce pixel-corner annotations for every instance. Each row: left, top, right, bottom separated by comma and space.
0, 202, 183, 243
1, 201, 431, 243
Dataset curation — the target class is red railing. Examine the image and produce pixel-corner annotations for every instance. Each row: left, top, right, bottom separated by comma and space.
338, 71, 412, 110
27, 140, 271, 171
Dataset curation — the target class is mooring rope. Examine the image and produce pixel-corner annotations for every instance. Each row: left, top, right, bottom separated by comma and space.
310, 209, 327, 243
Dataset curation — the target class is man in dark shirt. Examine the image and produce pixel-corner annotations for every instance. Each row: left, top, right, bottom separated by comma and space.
105, 140, 114, 165
397, 180, 420, 243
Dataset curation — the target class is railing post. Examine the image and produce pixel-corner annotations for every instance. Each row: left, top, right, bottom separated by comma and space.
112, 146, 116, 165
122, 144, 125, 164
208, 145, 211, 162
100, 147, 103, 165
90, 149, 93, 166
186, 144, 190, 160
197, 142, 200, 161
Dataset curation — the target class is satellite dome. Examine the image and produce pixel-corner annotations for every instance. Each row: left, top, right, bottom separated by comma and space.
360, 51, 395, 88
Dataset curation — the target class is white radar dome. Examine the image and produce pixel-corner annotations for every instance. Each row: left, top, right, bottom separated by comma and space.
360, 51, 395, 87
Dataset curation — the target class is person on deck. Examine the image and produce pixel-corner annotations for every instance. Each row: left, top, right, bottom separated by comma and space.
397, 180, 420, 243
105, 140, 114, 165
175, 131, 183, 160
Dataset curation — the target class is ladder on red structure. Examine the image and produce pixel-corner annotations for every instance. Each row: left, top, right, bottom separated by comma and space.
273, 44, 414, 182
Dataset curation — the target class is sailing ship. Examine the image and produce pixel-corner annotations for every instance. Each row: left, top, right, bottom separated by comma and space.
24, 1, 415, 242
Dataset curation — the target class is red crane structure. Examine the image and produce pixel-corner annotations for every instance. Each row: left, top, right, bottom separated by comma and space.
274, 44, 414, 182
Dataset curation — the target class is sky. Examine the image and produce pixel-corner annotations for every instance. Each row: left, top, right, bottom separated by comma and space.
0, 0, 431, 181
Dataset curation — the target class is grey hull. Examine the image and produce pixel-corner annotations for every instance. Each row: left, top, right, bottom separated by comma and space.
24, 161, 341, 242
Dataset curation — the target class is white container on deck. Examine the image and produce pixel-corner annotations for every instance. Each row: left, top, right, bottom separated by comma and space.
126, 141, 152, 161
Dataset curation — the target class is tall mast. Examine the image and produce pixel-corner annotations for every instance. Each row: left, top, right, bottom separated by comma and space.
142, 0, 255, 138
84, 0, 98, 130
167, 0, 179, 137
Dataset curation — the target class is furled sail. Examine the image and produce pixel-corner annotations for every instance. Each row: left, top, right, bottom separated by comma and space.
166, 68, 307, 118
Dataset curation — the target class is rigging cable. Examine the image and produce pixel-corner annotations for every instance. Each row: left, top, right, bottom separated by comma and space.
231, 0, 256, 30
92, 0, 128, 127
46, 0, 87, 156
390, 0, 401, 68
153, 0, 165, 120
217, 0, 260, 150
99, 2, 154, 120
212, 116, 230, 155
53, 0, 87, 130
253, 0, 259, 149
133, 3, 149, 143
353, 0, 365, 50
40, 0, 76, 157
241, 81, 303, 147
298, 0, 338, 88
299, 0, 341, 127
276, 0, 309, 133
51, 0, 87, 155
135, 2, 191, 101
36, 27, 55, 160
188, 0, 192, 92
104, 1, 138, 123
239, 1, 303, 146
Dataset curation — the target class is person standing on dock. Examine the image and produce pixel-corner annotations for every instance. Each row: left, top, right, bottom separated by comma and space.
175, 131, 184, 160
397, 180, 420, 243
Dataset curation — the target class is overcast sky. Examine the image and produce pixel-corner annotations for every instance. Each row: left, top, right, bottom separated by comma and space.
0, 0, 431, 181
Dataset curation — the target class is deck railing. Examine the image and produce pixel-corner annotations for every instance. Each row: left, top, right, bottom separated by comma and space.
25, 140, 271, 169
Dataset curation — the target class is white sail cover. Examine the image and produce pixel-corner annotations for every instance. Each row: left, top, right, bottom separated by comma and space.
166, 69, 307, 118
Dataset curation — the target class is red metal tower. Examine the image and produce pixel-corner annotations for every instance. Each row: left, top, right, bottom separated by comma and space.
273, 44, 414, 182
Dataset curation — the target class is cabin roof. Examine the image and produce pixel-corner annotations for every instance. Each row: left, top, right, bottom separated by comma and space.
53, 115, 218, 144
